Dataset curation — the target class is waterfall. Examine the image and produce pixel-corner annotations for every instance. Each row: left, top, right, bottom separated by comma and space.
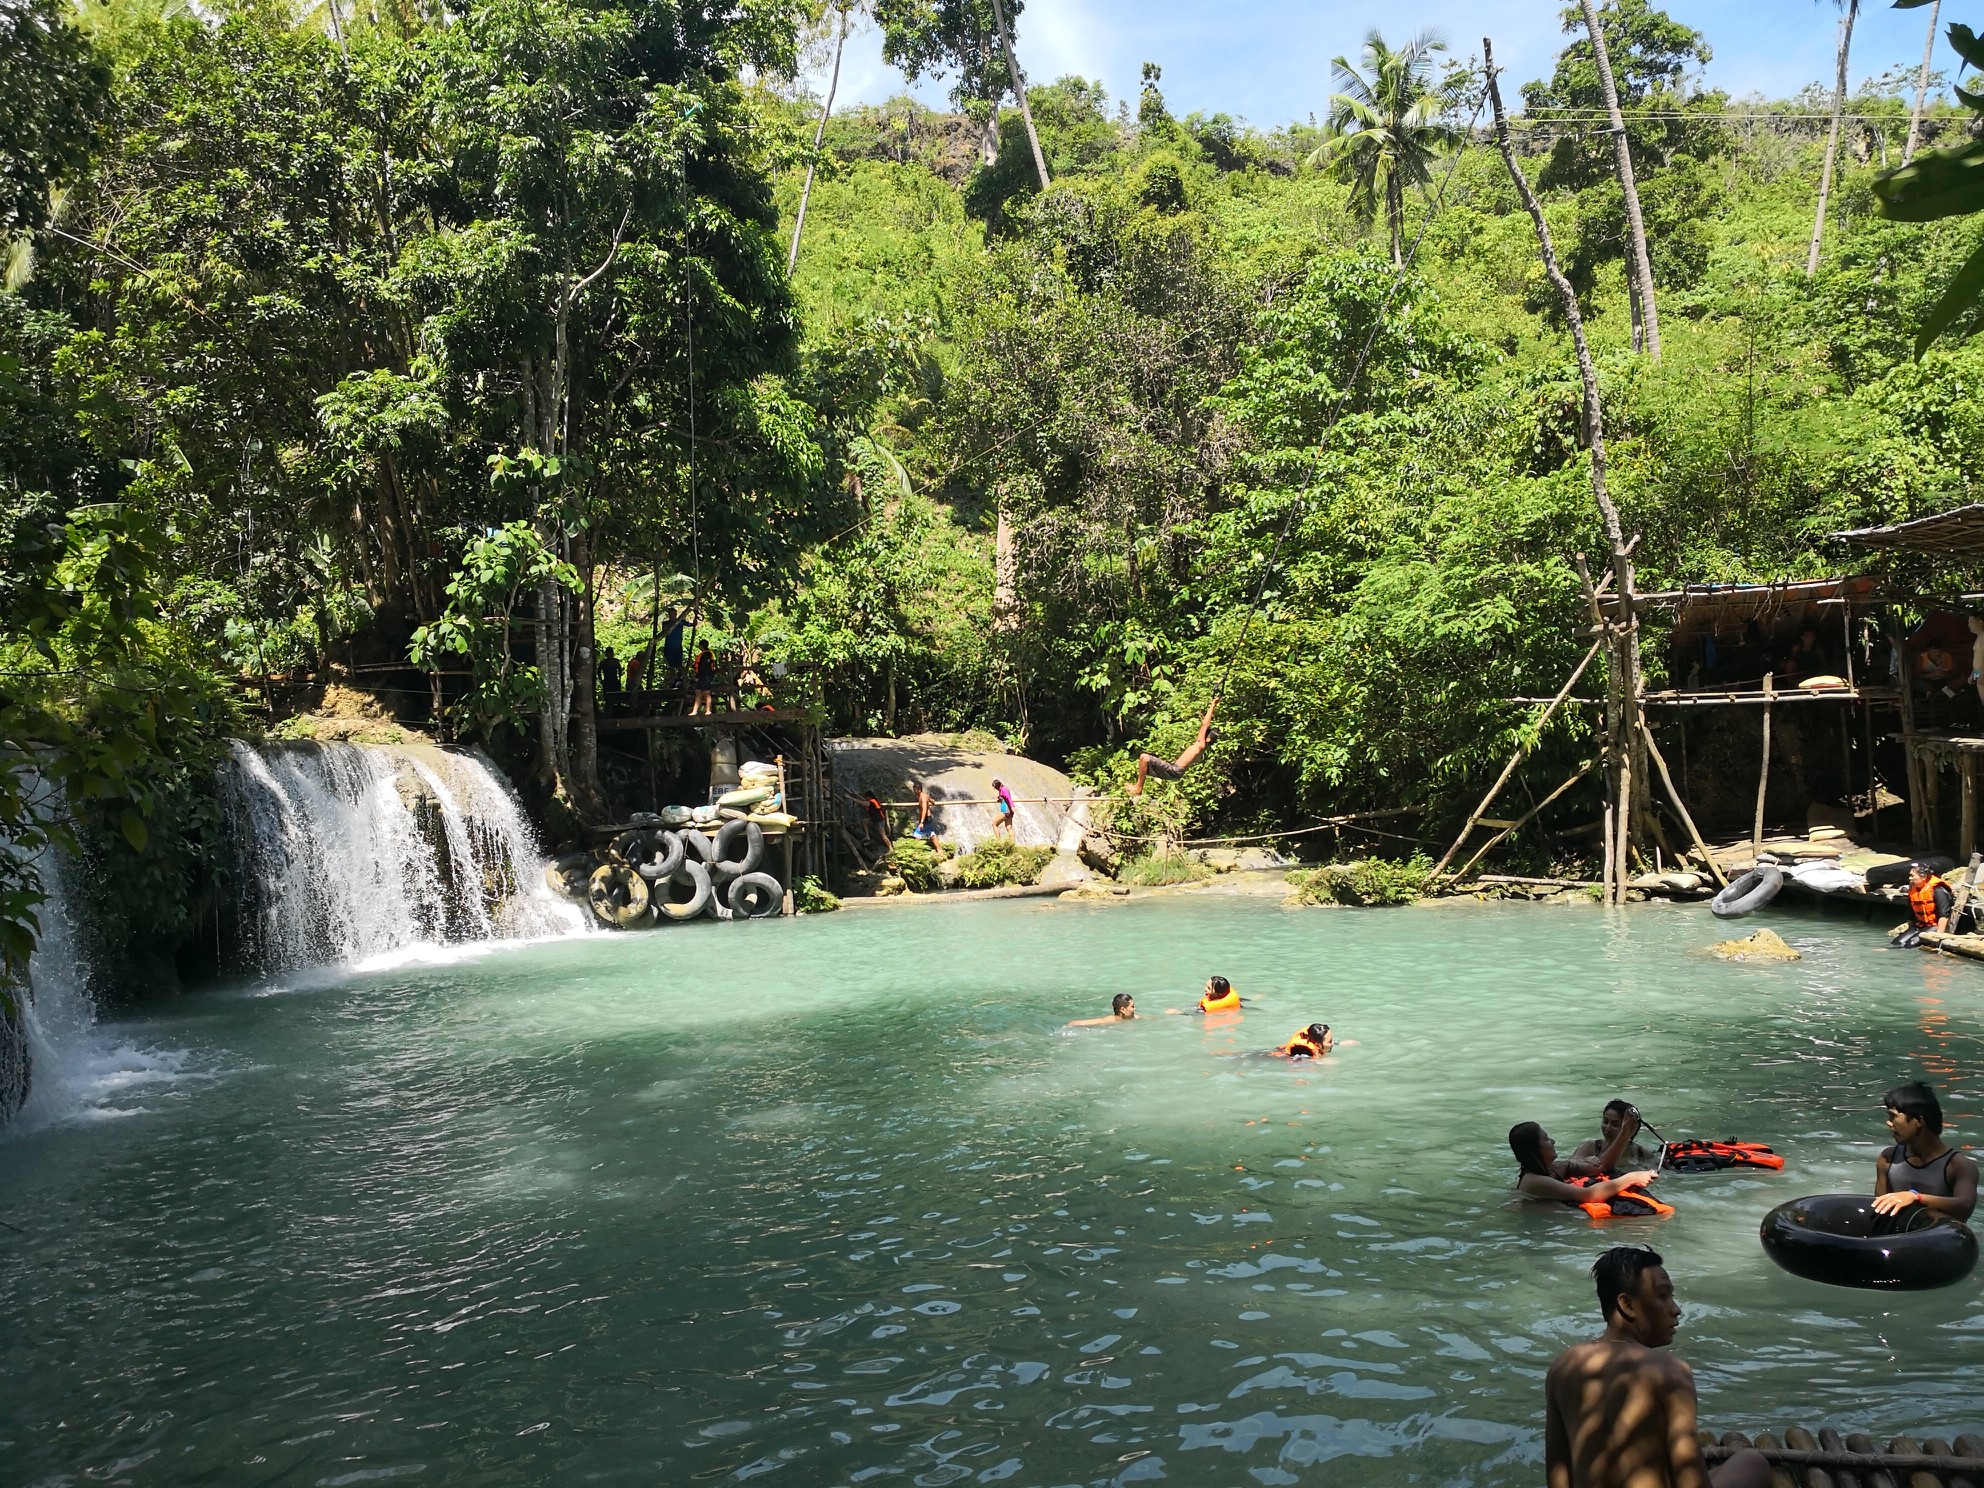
219, 741, 586, 975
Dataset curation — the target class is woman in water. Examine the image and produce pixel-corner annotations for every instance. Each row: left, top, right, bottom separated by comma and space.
1169, 976, 1241, 1015
1510, 1122, 1661, 1209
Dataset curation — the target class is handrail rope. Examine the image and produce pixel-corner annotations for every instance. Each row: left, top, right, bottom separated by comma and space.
1212, 92, 1488, 703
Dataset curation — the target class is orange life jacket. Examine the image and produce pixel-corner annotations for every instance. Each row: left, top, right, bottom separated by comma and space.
1910, 874, 1951, 928
1660, 1139, 1785, 1173
1199, 988, 1240, 1013
1565, 1174, 1675, 1221
1276, 1030, 1325, 1058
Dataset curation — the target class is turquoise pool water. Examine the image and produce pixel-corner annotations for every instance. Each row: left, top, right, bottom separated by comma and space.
3, 894, 1980, 1486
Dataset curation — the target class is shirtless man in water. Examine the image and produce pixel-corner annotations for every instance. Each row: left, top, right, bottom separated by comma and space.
1545, 1246, 1769, 1488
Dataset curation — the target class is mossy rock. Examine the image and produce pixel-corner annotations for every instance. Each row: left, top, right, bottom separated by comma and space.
1712, 928, 1801, 963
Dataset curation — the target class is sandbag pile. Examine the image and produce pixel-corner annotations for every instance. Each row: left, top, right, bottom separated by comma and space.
544, 763, 795, 928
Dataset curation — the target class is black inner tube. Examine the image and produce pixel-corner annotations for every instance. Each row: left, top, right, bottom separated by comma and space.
1760, 1194, 1978, 1291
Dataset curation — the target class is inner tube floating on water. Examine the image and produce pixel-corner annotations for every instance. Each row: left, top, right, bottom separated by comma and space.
1760, 1194, 1978, 1290
588, 862, 651, 929
1711, 863, 1783, 919
728, 871, 784, 919
711, 819, 766, 885
655, 860, 713, 922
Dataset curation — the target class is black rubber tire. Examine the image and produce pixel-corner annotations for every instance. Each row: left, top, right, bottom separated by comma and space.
633, 829, 686, 882
680, 829, 717, 865
1711, 864, 1783, 919
588, 862, 652, 929
655, 860, 712, 922
728, 871, 783, 919
1866, 855, 1955, 890
544, 851, 594, 901
609, 828, 652, 864
1760, 1194, 1978, 1290
712, 819, 765, 886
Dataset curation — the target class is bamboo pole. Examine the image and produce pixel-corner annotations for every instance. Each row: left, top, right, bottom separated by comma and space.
1428, 639, 1603, 881
1639, 711, 1730, 889
1963, 755, 1977, 863
1449, 760, 1595, 884
1754, 672, 1775, 853
1945, 852, 1981, 941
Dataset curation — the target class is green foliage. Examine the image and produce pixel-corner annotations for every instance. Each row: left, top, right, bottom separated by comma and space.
1116, 851, 1207, 887
1872, 17, 1984, 351
955, 836, 1052, 887
1287, 857, 1432, 907
885, 835, 946, 890
794, 874, 841, 912
0, 0, 110, 237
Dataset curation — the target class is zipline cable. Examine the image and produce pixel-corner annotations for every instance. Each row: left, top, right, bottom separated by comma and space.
1212, 92, 1488, 703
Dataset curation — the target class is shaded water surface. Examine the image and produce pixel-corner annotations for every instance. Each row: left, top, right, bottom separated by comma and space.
3, 896, 1981, 1485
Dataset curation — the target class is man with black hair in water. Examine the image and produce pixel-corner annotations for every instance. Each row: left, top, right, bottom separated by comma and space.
1545, 1246, 1770, 1488
1126, 697, 1218, 797
1873, 1080, 1977, 1222
1068, 994, 1137, 1028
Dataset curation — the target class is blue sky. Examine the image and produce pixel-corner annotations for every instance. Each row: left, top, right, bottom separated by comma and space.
814, 1, 1954, 126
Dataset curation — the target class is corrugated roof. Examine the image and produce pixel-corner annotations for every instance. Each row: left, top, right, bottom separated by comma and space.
1833, 504, 1984, 560
1605, 577, 1883, 645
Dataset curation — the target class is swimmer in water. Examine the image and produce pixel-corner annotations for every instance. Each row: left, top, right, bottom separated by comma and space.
1544, 1246, 1770, 1488
1168, 975, 1241, 1015
1510, 1122, 1660, 1210
1569, 1099, 1661, 1172
1872, 1080, 1978, 1221
1068, 994, 1137, 1027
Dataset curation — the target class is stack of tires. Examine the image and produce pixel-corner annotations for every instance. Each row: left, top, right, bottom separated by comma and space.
544, 819, 784, 929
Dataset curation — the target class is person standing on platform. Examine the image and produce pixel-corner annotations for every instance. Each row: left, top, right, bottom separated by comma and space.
690, 639, 716, 717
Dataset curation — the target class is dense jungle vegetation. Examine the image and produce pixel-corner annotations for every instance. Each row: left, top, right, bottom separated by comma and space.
4, 0, 1984, 970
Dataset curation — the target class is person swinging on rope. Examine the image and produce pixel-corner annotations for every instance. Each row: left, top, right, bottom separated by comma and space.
1126, 697, 1219, 797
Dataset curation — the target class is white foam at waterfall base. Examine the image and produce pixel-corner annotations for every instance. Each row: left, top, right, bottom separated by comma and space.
15, 850, 191, 1129
220, 741, 587, 976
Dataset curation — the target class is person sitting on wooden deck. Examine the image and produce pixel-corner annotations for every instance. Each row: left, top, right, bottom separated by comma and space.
1780, 627, 1826, 682
1545, 1246, 1770, 1488
1873, 1081, 1978, 1223
1125, 697, 1218, 797
1894, 862, 1956, 948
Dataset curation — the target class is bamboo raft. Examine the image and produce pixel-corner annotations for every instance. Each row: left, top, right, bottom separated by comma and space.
1700, 1427, 1984, 1486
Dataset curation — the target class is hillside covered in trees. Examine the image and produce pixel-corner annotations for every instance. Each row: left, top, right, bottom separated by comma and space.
4, 0, 1983, 972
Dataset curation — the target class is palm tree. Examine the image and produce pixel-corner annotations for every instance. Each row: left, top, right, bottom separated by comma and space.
1904, 0, 1941, 164
789, 0, 863, 275
1807, 0, 1861, 275
1309, 31, 1459, 266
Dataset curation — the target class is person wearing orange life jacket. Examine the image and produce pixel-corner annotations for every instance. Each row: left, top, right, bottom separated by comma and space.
1167, 975, 1242, 1015
1895, 861, 1956, 948
1510, 1122, 1663, 1217
1274, 1024, 1334, 1058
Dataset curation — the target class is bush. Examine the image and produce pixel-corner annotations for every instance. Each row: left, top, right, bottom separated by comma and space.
1117, 851, 1208, 886
956, 838, 1054, 889
794, 875, 841, 914
886, 837, 947, 892
1286, 856, 1431, 907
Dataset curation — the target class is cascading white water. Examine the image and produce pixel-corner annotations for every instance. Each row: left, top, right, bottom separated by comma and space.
219, 741, 586, 975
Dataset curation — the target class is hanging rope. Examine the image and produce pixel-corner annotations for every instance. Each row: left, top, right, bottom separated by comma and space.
1212, 94, 1487, 703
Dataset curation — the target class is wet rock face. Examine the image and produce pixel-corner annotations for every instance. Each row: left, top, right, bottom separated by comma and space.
0, 978, 28, 1124
1713, 928, 1802, 962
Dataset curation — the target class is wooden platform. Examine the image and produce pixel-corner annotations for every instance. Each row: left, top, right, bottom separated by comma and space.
1701, 1425, 1984, 1485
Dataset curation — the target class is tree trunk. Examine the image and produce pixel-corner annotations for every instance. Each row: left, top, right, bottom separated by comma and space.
1807, 0, 1860, 276
1487, 40, 1642, 903
1905, 0, 1941, 164
988, 0, 1050, 191
568, 527, 606, 820
787, 6, 849, 275
993, 496, 1018, 632
1581, 0, 1661, 360
1386, 170, 1404, 266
